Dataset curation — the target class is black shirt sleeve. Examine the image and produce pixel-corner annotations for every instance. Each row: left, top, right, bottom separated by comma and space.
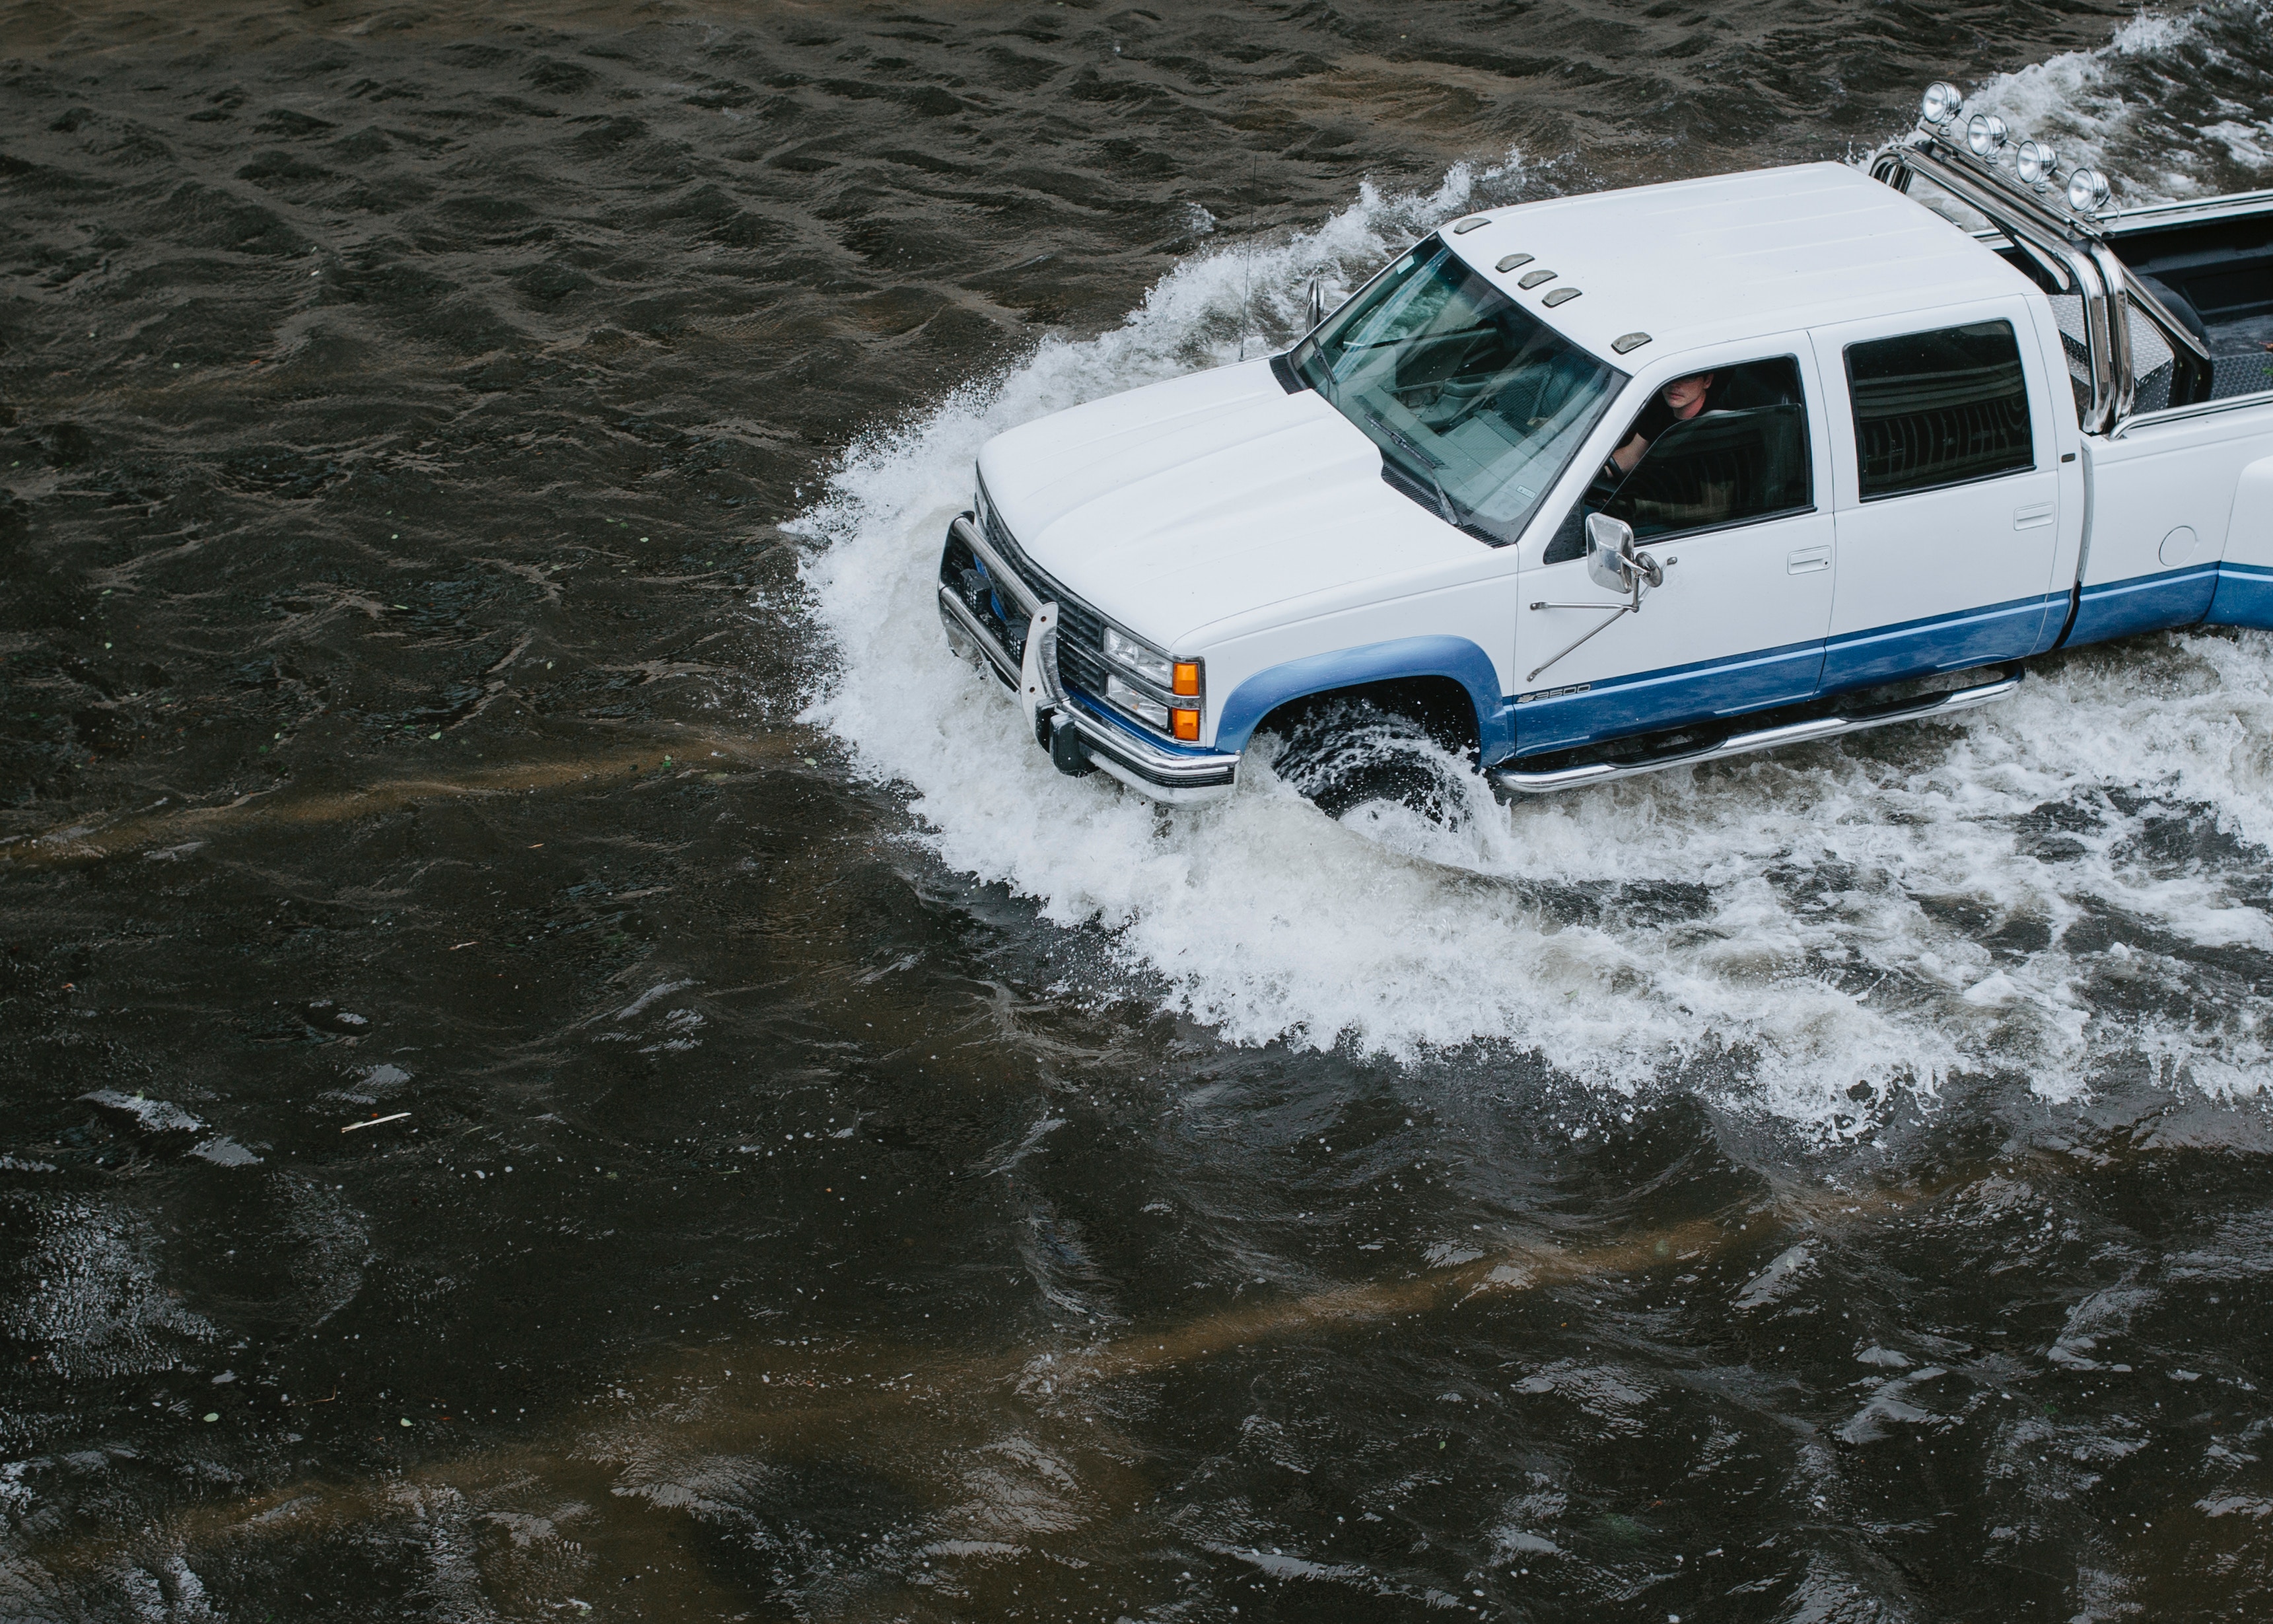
1628, 394, 1676, 446
1628, 379, 1721, 450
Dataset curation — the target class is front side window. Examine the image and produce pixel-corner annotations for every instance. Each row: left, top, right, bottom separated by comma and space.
1845, 320, 2033, 500
1543, 355, 1812, 560
1599, 357, 1811, 542
1288, 238, 1625, 545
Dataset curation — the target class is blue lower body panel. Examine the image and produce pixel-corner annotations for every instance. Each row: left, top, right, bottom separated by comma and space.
1819, 593, 2060, 694
1503, 565, 2273, 763
2206, 562, 2273, 630
2066, 563, 2221, 647
1512, 639, 1825, 757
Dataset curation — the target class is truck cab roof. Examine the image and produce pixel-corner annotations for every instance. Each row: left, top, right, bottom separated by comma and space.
1453, 162, 2036, 362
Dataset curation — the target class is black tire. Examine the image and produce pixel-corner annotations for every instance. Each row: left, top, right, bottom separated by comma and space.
1257, 690, 1475, 822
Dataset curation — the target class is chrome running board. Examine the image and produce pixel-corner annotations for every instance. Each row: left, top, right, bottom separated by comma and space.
1489, 670, 2023, 794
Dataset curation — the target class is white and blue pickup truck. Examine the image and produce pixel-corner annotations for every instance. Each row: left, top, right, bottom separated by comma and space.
936, 84, 2273, 802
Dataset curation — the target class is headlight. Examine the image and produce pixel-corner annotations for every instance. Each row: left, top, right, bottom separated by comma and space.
1105, 675, 1170, 731
1966, 112, 2007, 157
2066, 166, 2111, 213
1103, 626, 1173, 688
2015, 139, 2058, 188
1919, 82, 1963, 126
1101, 627, 1203, 741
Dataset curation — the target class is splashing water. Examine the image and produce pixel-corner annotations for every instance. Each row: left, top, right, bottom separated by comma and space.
1963, 1, 2273, 201
796, 132, 2273, 1130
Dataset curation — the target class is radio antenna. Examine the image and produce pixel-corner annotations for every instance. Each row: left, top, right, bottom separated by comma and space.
1239, 153, 1257, 361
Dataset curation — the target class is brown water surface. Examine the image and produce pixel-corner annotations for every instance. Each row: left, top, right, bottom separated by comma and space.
6, 1, 2273, 1619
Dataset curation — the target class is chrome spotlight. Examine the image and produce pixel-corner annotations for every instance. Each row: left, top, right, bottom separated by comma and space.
1966, 112, 2008, 157
1919, 81, 1963, 126
2066, 166, 2112, 213
2015, 139, 2058, 188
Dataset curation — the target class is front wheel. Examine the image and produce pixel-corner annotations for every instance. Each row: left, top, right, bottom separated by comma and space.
1255, 693, 1477, 823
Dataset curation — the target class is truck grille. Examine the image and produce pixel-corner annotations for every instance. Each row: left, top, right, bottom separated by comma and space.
960, 498, 1115, 704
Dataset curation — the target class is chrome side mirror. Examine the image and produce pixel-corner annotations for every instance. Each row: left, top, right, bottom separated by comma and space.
1584, 511, 1665, 593
1306, 275, 1324, 331
1585, 512, 1637, 591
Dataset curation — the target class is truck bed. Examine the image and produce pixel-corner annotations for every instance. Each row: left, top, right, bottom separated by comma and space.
2108, 194, 2273, 406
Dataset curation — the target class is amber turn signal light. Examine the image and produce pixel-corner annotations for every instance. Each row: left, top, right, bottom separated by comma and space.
1171, 660, 1201, 697
1171, 707, 1200, 742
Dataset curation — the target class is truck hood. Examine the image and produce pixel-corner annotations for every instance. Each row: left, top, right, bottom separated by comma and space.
976, 358, 1481, 649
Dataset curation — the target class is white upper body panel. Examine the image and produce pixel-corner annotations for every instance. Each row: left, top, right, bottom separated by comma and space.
973, 160, 2054, 690
1442, 162, 2039, 365
977, 359, 1482, 652
960, 160, 2273, 771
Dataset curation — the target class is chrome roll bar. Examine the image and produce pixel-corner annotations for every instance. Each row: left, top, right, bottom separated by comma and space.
1871, 133, 2210, 436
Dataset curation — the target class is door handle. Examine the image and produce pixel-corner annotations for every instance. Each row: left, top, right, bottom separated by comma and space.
2013, 503, 2054, 530
1786, 546, 1831, 575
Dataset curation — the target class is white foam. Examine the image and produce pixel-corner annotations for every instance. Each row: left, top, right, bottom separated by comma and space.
1961, 4, 2273, 204
1967, 9, 2200, 147
2203, 118, 2272, 170
795, 149, 2273, 1129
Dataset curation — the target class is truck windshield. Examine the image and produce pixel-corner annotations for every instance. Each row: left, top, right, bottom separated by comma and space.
1288, 237, 1625, 545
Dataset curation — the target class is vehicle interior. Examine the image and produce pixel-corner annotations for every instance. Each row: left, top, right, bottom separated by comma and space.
1599, 403, 1811, 540
1543, 356, 1811, 557
1841, 322, 2033, 497
1289, 237, 1625, 545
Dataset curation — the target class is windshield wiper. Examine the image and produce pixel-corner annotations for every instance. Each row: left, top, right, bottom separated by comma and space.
1363, 407, 1463, 528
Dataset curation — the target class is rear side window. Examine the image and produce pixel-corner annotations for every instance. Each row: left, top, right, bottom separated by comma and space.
1845, 320, 2033, 500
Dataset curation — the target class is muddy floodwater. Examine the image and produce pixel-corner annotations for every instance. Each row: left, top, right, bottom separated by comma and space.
5, 0, 2273, 1618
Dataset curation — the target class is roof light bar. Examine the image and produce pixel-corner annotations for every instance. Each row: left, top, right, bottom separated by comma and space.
2066, 166, 2111, 213
1904, 82, 2119, 225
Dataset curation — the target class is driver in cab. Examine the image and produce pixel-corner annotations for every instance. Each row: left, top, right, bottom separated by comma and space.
1609, 371, 1718, 474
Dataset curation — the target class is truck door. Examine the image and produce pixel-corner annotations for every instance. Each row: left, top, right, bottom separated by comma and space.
1511, 346, 1837, 756
1813, 303, 2067, 690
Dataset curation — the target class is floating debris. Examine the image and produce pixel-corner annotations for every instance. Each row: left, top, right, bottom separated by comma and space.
341, 1113, 412, 1135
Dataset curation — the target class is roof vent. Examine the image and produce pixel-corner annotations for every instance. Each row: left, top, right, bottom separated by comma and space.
1496, 253, 1533, 273
1542, 287, 1581, 307
1611, 332, 1652, 354
1516, 269, 1556, 289
1451, 216, 1489, 234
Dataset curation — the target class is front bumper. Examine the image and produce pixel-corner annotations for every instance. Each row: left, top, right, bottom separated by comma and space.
937, 514, 1239, 804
